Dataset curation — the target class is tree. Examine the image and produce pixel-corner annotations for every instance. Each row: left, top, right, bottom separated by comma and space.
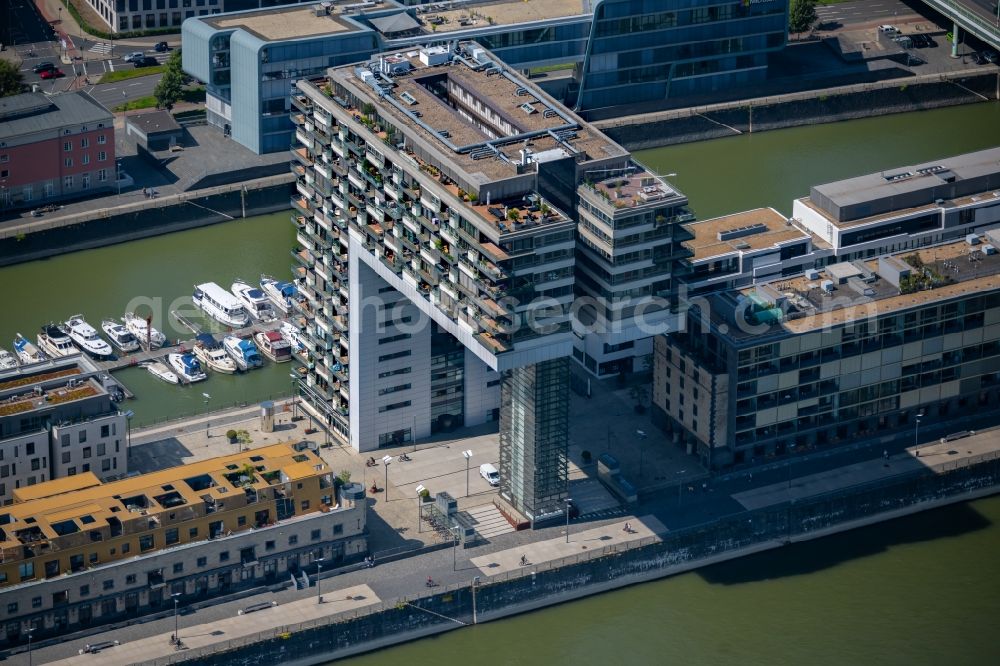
0, 60, 24, 97
789, 0, 818, 36
153, 50, 184, 110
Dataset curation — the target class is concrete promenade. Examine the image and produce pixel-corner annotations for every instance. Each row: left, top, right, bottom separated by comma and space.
12, 420, 1000, 664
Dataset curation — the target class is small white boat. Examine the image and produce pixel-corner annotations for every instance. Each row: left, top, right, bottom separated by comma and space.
0, 348, 17, 370
167, 352, 207, 383
193, 334, 237, 374
254, 330, 292, 363
13, 334, 45, 365
123, 312, 167, 350
279, 321, 306, 352
193, 282, 250, 328
63, 315, 114, 359
261, 274, 298, 314
232, 279, 277, 322
141, 361, 179, 385
101, 319, 140, 353
223, 335, 263, 372
37, 324, 79, 358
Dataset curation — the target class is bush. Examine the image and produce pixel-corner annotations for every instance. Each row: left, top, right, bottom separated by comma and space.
226, 429, 237, 441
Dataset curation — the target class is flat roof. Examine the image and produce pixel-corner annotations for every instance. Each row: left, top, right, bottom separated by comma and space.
126, 110, 181, 135
683, 208, 806, 262
588, 168, 685, 214
207, 4, 378, 41
327, 44, 623, 183
749, 238, 1000, 333
421, 0, 586, 33
12, 472, 102, 502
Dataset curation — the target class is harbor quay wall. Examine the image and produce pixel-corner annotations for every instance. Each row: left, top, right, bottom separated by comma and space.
595, 71, 999, 151
145, 453, 1000, 666
0, 175, 296, 267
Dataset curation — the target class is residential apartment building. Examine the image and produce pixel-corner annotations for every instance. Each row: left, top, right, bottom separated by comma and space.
0, 356, 127, 504
0, 93, 116, 211
0, 443, 366, 646
654, 148, 1000, 469
182, 0, 788, 154
287, 42, 687, 522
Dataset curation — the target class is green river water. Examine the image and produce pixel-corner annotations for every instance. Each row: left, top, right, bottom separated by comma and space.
1, 102, 999, 663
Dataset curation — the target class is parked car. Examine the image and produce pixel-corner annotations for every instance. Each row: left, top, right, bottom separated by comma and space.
134, 56, 159, 68
479, 463, 500, 487
878, 24, 897, 34
39, 68, 64, 79
32, 61, 55, 73
911, 34, 928, 48
154, 41, 170, 52
123, 51, 144, 63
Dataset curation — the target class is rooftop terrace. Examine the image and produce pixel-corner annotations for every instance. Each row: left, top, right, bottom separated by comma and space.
585, 168, 686, 213
417, 0, 587, 33
205, 2, 394, 40
683, 208, 807, 262
745, 237, 1000, 334
327, 43, 623, 183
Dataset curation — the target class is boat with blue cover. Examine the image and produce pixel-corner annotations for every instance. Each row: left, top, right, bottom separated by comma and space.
260, 274, 298, 315
223, 335, 263, 371
193, 333, 237, 374
167, 352, 207, 383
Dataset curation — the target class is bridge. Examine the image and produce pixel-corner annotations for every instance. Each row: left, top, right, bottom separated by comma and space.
921, 0, 1000, 51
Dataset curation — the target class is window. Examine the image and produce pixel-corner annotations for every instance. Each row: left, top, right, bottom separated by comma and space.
219, 551, 230, 562
98, 151, 107, 162
82, 173, 90, 189
97, 168, 107, 182
197, 556, 207, 567
173, 562, 183, 573
0, 154, 7, 162
379, 401, 411, 413
6, 603, 16, 613
301, 500, 310, 511
30, 458, 40, 471
79, 584, 90, 596
103, 580, 114, 591
189, 527, 198, 538
265, 540, 276, 551
97, 134, 107, 144
126, 574, 136, 584
61, 433, 70, 447
26, 443, 34, 455
32, 597, 41, 609
64, 175, 73, 188
378, 350, 411, 362
79, 431, 87, 444
83, 446, 92, 458
311, 529, 321, 541
378, 383, 411, 396
64, 141, 72, 152
19, 562, 34, 580
64, 157, 73, 167
165, 528, 179, 545
101, 425, 110, 438
139, 535, 154, 551
122, 542, 130, 554
378, 333, 411, 345
80, 138, 89, 149
333, 524, 343, 535
288, 535, 298, 546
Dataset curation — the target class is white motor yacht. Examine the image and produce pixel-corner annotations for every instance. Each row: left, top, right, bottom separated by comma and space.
261, 274, 298, 314
0, 348, 17, 370
192, 334, 237, 374
193, 282, 250, 328
101, 319, 141, 354
232, 279, 276, 322
222, 335, 263, 372
37, 324, 79, 358
254, 330, 292, 363
123, 312, 167, 350
141, 361, 179, 385
167, 352, 208, 383
13, 334, 45, 365
63, 315, 114, 359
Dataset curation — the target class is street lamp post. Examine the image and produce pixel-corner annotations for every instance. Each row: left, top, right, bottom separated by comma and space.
316, 557, 324, 603
565, 498, 572, 543
289, 373, 299, 419
171, 592, 181, 645
415, 484, 425, 533
471, 576, 480, 624
915, 411, 923, 449
26, 627, 34, 666
462, 450, 472, 497
124, 410, 134, 459
452, 526, 460, 571
381, 455, 392, 499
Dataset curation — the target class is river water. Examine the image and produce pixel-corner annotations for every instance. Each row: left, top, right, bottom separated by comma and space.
1, 103, 999, 663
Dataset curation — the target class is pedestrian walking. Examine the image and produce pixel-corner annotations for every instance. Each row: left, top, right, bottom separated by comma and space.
623, 522, 631, 533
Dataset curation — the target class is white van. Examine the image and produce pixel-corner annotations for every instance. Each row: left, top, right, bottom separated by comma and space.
480, 463, 500, 486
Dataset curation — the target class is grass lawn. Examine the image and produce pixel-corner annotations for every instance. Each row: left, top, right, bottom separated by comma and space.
528, 62, 575, 75
112, 87, 206, 112
99, 66, 165, 84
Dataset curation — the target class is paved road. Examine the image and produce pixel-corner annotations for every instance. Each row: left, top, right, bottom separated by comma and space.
85, 72, 162, 107
815, 0, 921, 25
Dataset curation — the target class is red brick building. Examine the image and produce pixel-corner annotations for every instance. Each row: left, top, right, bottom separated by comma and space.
0, 92, 116, 211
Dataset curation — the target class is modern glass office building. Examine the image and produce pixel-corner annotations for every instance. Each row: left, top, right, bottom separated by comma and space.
182, 0, 788, 154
